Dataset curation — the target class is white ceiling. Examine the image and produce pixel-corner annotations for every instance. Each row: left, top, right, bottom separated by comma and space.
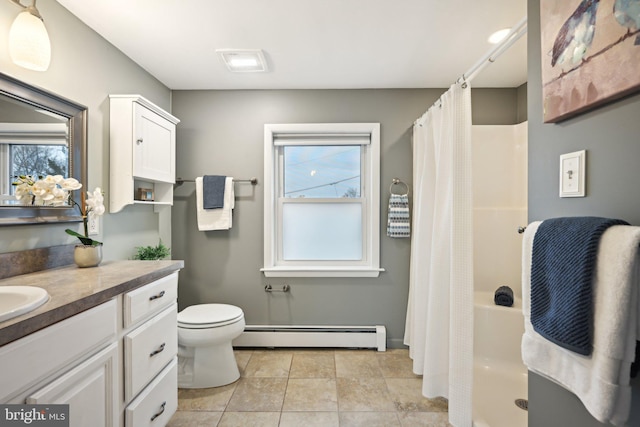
56, 0, 528, 90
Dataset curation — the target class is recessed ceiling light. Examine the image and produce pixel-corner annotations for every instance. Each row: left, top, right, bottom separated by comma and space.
488, 28, 511, 44
216, 49, 268, 72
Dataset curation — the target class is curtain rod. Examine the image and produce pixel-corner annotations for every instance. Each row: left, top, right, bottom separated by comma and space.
457, 16, 528, 85
415, 16, 527, 126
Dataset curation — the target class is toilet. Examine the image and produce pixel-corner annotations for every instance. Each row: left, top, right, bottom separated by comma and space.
177, 303, 245, 388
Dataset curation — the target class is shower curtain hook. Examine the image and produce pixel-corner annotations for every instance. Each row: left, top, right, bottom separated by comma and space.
457, 75, 468, 89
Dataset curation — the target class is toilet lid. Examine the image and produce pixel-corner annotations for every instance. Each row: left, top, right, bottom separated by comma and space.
178, 303, 244, 327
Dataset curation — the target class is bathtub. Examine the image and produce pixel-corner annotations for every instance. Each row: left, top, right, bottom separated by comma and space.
473, 291, 528, 427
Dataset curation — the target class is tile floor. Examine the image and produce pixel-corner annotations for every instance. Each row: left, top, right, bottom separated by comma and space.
168, 348, 452, 427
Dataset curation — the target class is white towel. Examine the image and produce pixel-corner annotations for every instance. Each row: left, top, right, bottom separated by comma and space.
195, 176, 234, 231
522, 221, 640, 426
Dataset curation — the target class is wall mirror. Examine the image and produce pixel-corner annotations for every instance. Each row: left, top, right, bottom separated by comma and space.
0, 72, 86, 225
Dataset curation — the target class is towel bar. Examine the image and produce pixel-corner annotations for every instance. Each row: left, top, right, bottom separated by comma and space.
174, 177, 258, 187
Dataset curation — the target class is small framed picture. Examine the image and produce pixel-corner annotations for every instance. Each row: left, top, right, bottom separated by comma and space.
559, 150, 586, 198
137, 188, 154, 201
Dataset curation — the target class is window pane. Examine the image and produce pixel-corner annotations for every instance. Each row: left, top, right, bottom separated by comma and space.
10, 144, 68, 178
282, 202, 362, 260
283, 146, 360, 198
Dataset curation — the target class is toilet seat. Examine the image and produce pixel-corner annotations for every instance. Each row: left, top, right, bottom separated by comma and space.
178, 303, 244, 329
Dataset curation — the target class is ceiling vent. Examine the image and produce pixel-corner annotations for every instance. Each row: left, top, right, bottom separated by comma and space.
216, 49, 268, 73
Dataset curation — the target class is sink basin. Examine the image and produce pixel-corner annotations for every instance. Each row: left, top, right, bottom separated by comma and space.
0, 286, 50, 323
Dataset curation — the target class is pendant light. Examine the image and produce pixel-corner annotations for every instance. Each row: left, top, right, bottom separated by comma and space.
7, 0, 51, 71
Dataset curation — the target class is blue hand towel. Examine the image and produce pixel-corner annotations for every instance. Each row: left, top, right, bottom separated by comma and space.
530, 216, 629, 355
202, 175, 226, 209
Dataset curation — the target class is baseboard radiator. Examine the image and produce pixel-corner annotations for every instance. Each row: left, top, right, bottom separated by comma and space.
233, 325, 387, 351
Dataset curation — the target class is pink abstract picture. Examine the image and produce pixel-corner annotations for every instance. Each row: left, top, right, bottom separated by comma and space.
540, 0, 640, 123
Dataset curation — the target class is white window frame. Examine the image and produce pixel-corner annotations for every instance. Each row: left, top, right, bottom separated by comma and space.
262, 123, 383, 278
0, 122, 69, 204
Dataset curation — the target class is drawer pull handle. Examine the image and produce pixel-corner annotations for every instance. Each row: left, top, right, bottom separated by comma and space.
137, 138, 144, 145
150, 401, 166, 422
149, 290, 165, 301
149, 343, 166, 357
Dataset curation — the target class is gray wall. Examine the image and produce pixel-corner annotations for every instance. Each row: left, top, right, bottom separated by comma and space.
528, 0, 640, 425
171, 88, 520, 348
0, 1, 172, 259
517, 83, 528, 124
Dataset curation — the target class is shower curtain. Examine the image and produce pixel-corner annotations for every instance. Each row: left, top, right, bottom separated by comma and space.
404, 82, 473, 427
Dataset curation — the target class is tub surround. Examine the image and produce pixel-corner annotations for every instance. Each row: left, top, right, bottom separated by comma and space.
473, 291, 527, 427
0, 259, 184, 346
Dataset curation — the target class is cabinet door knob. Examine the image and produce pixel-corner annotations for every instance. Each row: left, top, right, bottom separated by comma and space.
136, 138, 143, 144
150, 401, 166, 422
149, 342, 166, 358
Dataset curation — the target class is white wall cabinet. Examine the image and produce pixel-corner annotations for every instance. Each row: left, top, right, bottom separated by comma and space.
110, 95, 180, 213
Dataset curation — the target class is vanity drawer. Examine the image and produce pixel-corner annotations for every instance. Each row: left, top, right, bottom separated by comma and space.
124, 303, 177, 401
0, 299, 117, 402
125, 358, 177, 427
123, 272, 178, 328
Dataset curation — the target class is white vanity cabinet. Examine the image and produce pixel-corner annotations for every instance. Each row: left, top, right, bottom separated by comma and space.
121, 271, 179, 427
27, 343, 119, 427
0, 263, 182, 427
110, 95, 180, 213
0, 299, 119, 425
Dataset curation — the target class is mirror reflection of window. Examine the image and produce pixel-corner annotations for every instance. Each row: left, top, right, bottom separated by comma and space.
0, 95, 69, 205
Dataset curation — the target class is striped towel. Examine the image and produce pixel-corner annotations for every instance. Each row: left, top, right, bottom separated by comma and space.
387, 194, 410, 238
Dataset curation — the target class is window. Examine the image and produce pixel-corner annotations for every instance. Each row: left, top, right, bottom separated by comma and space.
0, 122, 69, 205
262, 123, 382, 277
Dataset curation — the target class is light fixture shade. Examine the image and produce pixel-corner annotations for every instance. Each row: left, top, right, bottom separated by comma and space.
9, 10, 51, 71
488, 28, 512, 45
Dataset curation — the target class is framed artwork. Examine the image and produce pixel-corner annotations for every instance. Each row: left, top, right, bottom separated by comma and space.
540, 0, 640, 123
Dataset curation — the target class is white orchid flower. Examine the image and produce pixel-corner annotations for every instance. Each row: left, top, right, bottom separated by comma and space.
32, 180, 56, 202
49, 187, 69, 206
14, 176, 104, 246
60, 177, 82, 191
42, 175, 63, 185
14, 182, 33, 205
85, 187, 105, 217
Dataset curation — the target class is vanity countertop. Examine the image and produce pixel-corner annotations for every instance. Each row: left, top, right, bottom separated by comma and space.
0, 260, 184, 347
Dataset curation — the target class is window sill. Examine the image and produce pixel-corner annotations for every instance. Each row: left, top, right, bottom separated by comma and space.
260, 267, 385, 278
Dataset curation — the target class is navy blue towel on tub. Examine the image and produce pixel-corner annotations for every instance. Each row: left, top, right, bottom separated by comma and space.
494, 285, 514, 307
530, 216, 629, 355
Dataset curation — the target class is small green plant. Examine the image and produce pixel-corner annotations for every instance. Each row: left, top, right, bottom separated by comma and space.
133, 240, 170, 260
